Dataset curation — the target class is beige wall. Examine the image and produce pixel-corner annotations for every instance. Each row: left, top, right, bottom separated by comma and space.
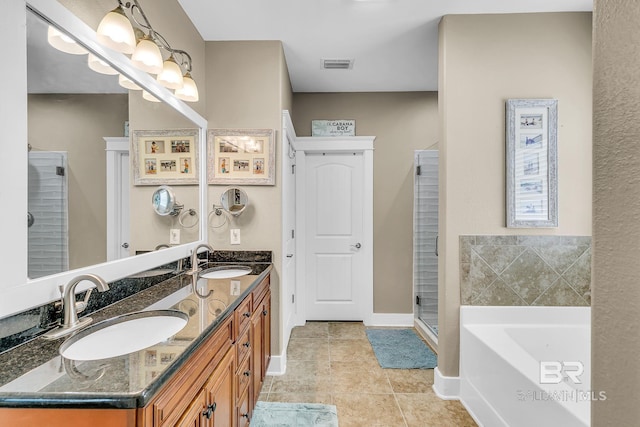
438, 12, 592, 376
292, 92, 438, 313
125, 0, 207, 253
28, 94, 128, 270
593, 1, 640, 424
205, 40, 291, 351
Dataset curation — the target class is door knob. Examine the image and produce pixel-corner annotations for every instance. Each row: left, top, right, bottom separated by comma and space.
351, 243, 362, 249
121, 243, 129, 249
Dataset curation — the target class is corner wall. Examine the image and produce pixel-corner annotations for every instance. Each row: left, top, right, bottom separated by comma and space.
292, 92, 438, 314
438, 12, 592, 377
592, 0, 640, 423
205, 40, 292, 353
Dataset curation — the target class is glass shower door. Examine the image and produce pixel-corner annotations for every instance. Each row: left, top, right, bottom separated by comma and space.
414, 150, 439, 336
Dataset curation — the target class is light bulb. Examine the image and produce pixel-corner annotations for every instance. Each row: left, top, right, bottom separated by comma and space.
88, 53, 118, 75
47, 26, 88, 55
131, 36, 163, 74
157, 56, 184, 90
175, 73, 199, 102
118, 74, 141, 90
96, 6, 136, 54
142, 90, 161, 102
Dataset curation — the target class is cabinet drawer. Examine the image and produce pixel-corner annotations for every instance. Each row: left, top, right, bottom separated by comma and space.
235, 351, 251, 400
252, 275, 270, 310
237, 388, 250, 427
234, 295, 252, 339
236, 325, 251, 365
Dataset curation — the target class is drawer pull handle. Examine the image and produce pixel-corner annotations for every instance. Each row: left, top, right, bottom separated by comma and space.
202, 402, 216, 419
243, 370, 251, 377
243, 312, 251, 318
243, 341, 250, 348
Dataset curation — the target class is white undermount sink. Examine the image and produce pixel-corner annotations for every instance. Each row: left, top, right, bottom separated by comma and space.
200, 265, 252, 279
59, 310, 188, 361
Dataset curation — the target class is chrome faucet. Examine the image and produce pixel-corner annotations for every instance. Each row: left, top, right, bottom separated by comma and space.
189, 243, 213, 276
43, 274, 110, 340
189, 243, 214, 298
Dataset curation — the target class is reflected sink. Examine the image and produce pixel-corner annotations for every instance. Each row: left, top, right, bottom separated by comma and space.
59, 310, 188, 361
200, 265, 252, 280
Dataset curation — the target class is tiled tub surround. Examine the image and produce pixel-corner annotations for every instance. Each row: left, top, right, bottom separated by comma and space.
460, 236, 591, 306
0, 251, 272, 355
0, 261, 271, 407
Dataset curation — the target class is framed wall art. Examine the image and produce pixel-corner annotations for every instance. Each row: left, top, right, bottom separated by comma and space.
207, 128, 275, 185
506, 99, 558, 228
132, 129, 199, 185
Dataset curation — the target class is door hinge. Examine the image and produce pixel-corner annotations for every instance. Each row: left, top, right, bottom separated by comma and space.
292, 164, 296, 174
292, 294, 295, 304
56, 166, 65, 176
416, 165, 421, 176
415, 295, 421, 306
291, 229, 295, 239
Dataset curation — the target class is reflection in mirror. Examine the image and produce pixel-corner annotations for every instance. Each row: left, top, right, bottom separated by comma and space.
220, 187, 249, 216
26, 9, 201, 278
152, 186, 183, 216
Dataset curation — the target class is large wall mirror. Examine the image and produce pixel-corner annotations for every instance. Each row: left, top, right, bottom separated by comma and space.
0, 0, 207, 319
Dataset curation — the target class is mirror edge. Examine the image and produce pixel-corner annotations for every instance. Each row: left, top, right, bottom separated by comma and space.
1, 0, 208, 319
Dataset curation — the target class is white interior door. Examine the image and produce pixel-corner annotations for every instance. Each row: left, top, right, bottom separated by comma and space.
282, 111, 298, 344
305, 152, 365, 320
105, 137, 130, 261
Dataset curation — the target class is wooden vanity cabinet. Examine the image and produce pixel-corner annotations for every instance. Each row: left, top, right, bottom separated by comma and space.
0, 273, 271, 427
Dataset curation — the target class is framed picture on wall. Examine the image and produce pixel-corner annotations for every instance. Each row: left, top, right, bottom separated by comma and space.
506, 99, 558, 228
132, 129, 199, 185
207, 128, 275, 185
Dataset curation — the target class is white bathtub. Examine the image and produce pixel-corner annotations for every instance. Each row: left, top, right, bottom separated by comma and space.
459, 306, 592, 427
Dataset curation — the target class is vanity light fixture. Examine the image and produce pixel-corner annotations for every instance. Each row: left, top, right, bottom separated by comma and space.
157, 55, 184, 89
131, 34, 163, 74
142, 90, 161, 102
118, 73, 142, 90
96, 0, 199, 102
175, 72, 199, 102
96, 5, 137, 54
87, 52, 119, 75
47, 26, 88, 55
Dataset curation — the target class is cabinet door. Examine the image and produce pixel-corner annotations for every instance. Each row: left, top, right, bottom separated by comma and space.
206, 348, 235, 427
251, 306, 263, 406
262, 291, 271, 379
175, 389, 208, 427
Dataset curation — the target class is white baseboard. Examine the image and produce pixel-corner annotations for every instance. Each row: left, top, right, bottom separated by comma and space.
433, 367, 460, 400
266, 352, 287, 376
366, 313, 414, 327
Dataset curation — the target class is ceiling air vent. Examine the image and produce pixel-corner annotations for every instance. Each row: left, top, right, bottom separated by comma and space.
322, 59, 354, 70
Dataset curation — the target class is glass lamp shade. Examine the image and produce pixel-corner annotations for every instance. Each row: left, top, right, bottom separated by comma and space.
175, 73, 199, 102
47, 26, 88, 55
118, 74, 141, 90
157, 56, 184, 90
96, 6, 136, 54
142, 90, 161, 102
131, 36, 163, 74
88, 53, 119, 75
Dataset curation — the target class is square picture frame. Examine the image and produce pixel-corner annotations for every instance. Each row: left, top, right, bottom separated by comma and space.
506, 99, 558, 228
207, 128, 275, 185
132, 129, 199, 186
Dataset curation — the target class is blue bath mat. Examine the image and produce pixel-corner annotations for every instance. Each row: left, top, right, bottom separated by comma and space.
251, 402, 338, 427
366, 328, 437, 369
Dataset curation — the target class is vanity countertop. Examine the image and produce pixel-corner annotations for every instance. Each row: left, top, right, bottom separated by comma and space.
0, 262, 272, 409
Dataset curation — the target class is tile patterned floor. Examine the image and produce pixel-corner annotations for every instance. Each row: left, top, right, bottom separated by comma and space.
258, 322, 477, 427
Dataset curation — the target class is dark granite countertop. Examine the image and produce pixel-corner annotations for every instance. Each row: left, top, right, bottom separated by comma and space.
0, 262, 272, 409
